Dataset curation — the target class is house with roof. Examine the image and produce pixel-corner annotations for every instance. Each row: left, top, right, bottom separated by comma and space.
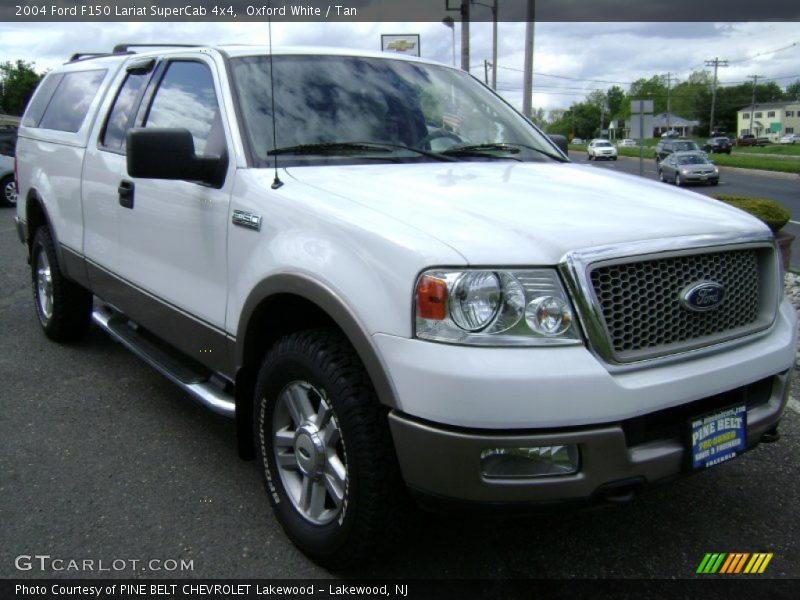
737, 101, 800, 140
622, 112, 699, 139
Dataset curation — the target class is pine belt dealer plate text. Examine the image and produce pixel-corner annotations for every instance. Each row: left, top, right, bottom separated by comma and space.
690, 405, 747, 470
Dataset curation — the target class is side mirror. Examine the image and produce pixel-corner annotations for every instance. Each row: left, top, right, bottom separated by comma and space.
126, 128, 225, 187
548, 134, 569, 157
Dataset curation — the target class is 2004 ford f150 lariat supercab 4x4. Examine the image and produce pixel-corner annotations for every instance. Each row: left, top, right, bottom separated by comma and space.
13, 44, 796, 568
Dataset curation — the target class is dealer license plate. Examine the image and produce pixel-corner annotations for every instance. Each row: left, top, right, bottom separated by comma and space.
689, 405, 747, 470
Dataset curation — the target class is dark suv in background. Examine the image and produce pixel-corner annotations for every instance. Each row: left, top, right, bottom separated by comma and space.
654, 138, 702, 163
702, 136, 732, 154
0, 126, 18, 208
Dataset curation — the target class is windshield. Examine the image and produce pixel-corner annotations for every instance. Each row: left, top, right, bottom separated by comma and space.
231, 54, 562, 166
677, 155, 710, 165
673, 141, 699, 151
595, 141, 612, 147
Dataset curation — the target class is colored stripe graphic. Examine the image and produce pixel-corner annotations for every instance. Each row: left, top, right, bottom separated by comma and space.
698, 553, 773, 574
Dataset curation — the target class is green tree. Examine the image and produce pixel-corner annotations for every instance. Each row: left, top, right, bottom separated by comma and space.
606, 85, 625, 118
0, 60, 43, 116
784, 79, 800, 102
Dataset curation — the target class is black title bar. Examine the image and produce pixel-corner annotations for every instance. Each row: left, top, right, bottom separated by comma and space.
1, 0, 799, 22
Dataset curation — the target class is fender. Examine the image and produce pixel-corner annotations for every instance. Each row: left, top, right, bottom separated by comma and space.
236, 272, 400, 410
24, 190, 90, 288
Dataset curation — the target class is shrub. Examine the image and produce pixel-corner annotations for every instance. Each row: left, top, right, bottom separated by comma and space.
711, 195, 790, 233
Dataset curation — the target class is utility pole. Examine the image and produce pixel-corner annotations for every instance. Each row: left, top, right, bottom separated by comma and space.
571, 109, 575, 139
599, 103, 605, 137
471, 0, 498, 89
491, 0, 498, 90
665, 72, 674, 134
747, 74, 763, 136
521, 0, 535, 119
705, 57, 728, 136
460, 0, 470, 72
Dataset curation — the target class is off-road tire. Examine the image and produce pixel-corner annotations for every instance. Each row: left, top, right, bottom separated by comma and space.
31, 227, 92, 341
253, 329, 406, 569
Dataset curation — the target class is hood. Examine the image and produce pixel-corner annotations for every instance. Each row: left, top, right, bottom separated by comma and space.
280, 161, 768, 265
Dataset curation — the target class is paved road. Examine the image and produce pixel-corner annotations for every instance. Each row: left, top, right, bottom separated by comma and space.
569, 151, 800, 267
1, 207, 799, 580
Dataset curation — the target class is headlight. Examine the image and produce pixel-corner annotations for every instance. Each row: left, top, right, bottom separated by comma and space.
415, 269, 581, 346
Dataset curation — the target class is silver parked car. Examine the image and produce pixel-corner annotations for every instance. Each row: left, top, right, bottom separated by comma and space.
658, 151, 719, 187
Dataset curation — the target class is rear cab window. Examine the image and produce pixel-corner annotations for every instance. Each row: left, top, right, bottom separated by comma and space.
19, 60, 120, 146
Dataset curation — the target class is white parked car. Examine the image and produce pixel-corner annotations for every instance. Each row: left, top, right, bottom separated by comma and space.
587, 139, 618, 160
779, 133, 800, 144
14, 44, 795, 568
617, 138, 637, 147
570, 137, 584, 144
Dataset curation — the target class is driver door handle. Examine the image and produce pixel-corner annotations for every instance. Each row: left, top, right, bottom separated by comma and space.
118, 180, 135, 209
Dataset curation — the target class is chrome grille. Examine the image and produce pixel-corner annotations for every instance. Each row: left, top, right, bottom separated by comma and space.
588, 249, 763, 362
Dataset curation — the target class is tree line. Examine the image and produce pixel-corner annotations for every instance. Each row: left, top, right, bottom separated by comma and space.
546, 71, 800, 140
0, 60, 43, 117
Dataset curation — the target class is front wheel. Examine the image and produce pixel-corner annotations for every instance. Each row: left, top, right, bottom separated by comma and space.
254, 330, 404, 569
0, 174, 16, 208
30, 227, 92, 341
675, 174, 682, 187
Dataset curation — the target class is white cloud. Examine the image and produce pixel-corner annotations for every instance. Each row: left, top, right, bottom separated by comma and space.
1, 20, 799, 114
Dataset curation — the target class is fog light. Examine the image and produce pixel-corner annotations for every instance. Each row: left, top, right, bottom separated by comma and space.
480, 445, 580, 478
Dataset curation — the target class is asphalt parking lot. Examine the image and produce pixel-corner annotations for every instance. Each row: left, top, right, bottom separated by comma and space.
1, 207, 799, 580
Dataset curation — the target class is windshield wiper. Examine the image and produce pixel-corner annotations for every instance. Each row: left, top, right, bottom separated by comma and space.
267, 141, 455, 161
442, 142, 567, 162
441, 143, 522, 160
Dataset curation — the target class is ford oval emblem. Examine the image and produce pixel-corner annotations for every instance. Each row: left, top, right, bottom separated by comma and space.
680, 281, 725, 312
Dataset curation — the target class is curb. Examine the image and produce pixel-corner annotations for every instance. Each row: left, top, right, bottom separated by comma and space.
716, 165, 799, 181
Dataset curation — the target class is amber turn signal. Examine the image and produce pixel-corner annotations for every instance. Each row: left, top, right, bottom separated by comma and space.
416, 275, 447, 320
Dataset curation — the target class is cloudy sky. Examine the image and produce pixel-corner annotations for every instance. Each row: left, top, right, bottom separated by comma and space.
1, 20, 798, 114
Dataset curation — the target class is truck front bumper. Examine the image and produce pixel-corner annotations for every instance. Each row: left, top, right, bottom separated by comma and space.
389, 370, 790, 505
378, 298, 796, 505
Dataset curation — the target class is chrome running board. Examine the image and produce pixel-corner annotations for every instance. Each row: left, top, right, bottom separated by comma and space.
91, 305, 236, 418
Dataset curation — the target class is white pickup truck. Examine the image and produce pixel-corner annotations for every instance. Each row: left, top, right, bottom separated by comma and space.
13, 44, 796, 568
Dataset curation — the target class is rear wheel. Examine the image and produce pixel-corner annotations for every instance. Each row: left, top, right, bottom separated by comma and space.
658, 169, 665, 182
0, 175, 16, 208
30, 227, 93, 341
254, 329, 405, 569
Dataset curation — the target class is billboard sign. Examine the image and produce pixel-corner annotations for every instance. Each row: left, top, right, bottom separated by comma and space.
381, 34, 421, 56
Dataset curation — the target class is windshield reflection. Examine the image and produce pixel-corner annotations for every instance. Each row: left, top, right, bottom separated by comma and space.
232, 54, 559, 165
